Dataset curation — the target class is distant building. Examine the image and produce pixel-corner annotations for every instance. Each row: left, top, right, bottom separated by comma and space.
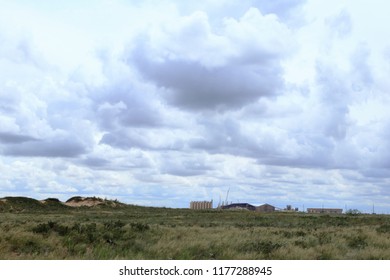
221, 203, 256, 211
190, 200, 213, 210
307, 208, 343, 214
283, 205, 299, 212
256, 203, 276, 213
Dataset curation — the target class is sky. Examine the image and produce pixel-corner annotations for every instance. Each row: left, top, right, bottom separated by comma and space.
1, 0, 390, 213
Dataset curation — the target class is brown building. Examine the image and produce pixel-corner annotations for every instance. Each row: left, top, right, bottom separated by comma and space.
307, 208, 343, 214
256, 203, 276, 213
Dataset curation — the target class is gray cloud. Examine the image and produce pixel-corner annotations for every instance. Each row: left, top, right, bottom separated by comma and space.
80, 156, 111, 169
93, 82, 164, 130
3, 137, 87, 158
133, 54, 282, 111
160, 154, 211, 177
257, 134, 335, 169
130, 8, 291, 111
185, 107, 339, 170
99, 129, 185, 151
315, 62, 351, 140
99, 130, 149, 150
0, 132, 38, 144
188, 117, 264, 157
360, 168, 390, 179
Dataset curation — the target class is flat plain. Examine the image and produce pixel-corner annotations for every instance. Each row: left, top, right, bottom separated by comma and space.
1, 197, 390, 259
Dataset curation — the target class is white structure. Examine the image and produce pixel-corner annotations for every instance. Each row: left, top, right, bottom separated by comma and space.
190, 200, 213, 210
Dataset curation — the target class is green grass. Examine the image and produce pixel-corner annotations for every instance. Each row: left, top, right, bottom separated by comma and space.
1, 204, 390, 259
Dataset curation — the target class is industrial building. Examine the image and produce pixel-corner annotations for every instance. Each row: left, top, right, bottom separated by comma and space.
190, 200, 213, 210
221, 203, 256, 211
256, 203, 276, 213
307, 208, 343, 214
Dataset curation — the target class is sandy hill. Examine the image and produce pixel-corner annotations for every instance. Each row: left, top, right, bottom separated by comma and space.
0, 196, 125, 212
65, 196, 125, 208
65, 196, 104, 207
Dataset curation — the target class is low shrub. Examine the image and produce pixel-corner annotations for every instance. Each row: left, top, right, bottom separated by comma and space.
32, 223, 51, 234
104, 220, 125, 230
376, 224, 390, 234
241, 240, 282, 256
347, 235, 368, 249
317, 232, 332, 245
130, 222, 150, 232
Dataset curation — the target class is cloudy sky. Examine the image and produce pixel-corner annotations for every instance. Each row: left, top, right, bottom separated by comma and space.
1, 0, 390, 213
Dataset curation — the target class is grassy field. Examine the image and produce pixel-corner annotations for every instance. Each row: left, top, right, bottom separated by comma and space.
1, 198, 390, 260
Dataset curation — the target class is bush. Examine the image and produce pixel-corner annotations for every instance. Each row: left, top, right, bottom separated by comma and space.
8, 234, 51, 256
55, 224, 70, 236
130, 222, 150, 232
317, 232, 332, 245
376, 224, 390, 234
32, 221, 69, 236
347, 235, 368, 249
32, 223, 51, 234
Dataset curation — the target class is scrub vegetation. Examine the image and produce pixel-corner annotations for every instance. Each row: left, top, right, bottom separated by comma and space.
1, 197, 390, 260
